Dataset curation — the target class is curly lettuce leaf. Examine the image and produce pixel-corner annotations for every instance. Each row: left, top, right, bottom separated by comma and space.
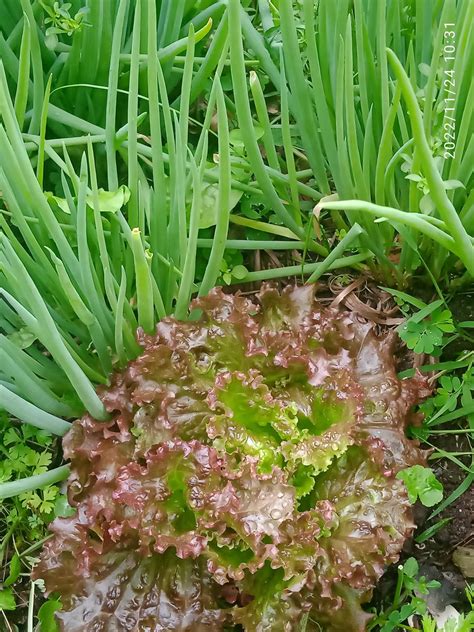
308, 447, 414, 629
35, 285, 429, 630
36, 531, 227, 632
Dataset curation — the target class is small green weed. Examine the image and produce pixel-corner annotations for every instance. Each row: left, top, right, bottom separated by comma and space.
412, 584, 474, 632
398, 302, 456, 355
0, 412, 70, 624
40, 1, 89, 49
368, 558, 441, 631
397, 465, 444, 508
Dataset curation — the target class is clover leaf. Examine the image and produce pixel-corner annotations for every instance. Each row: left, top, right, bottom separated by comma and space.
397, 300, 455, 355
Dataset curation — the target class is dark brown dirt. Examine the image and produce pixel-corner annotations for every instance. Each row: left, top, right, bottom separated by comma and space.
369, 433, 473, 619
338, 282, 474, 620
429, 436, 474, 550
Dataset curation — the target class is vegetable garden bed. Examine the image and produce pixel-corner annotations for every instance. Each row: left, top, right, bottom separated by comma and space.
0, 1, 473, 630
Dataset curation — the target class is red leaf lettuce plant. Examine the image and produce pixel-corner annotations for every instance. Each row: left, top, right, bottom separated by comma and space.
34, 285, 429, 631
